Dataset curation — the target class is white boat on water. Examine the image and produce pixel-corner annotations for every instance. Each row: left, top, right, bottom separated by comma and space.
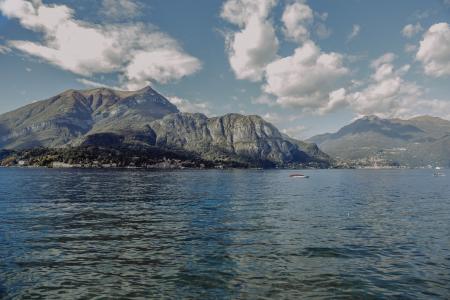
289, 174, 309, 178
433, 172, 446, 177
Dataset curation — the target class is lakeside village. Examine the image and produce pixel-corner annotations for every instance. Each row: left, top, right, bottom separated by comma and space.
0, 147, 445, 170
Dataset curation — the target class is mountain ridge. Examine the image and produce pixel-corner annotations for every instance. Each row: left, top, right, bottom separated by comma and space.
308, 115, 450, 167
0, 86, 329, 168
0, 86, 179, 149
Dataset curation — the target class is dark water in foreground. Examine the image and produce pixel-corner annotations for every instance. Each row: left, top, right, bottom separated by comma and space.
0, 168, 449, 299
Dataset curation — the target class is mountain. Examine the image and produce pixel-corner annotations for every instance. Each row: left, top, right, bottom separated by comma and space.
150, 113, 329, 166
308, 115, 450, 167
0, 86, 178, 149
0, 86, 329, 168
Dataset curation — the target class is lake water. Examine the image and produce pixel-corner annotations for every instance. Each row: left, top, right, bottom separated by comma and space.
0, 168, 449, 299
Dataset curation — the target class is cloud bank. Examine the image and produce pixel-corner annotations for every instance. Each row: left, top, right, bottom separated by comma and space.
0, 0, 201, 90
221, 0, 349, 113
221, 1, 450, 120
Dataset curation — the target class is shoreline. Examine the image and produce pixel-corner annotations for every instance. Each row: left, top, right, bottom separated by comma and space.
0, 165, 443, 171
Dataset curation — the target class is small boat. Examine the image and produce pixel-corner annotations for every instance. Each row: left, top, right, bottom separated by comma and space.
433, 172, 446, 177
289, 174, 309, 178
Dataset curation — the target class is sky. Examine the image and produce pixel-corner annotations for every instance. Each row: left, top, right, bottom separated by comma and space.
0, 0, 449, 139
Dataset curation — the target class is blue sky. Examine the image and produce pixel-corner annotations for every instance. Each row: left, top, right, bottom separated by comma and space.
0, 0, 449, 139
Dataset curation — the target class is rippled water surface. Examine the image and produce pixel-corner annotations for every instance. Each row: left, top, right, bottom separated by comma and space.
1, 168, 450, 299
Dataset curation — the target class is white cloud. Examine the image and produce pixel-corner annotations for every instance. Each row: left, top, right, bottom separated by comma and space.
0, 0, 201, 90
349, 78, 423, 118
281, 125, 307, 139
262, 112, 281, 124
416, 22, 450, 77
344, 53, 450, 119
222, 0, 344, 112
402, 23, 423, 38
404, 43, 417, 53
124, 47, 202, 90
281, 1, 330, 41
221, 0, 278, 82
100, 0, 142, 21
77, 78, 118, 89
224, 17, 279, 82
371, 63, 395, 82
168, 96, 212, 115
221, 0, 276, 27
347, 24, 360, 41
220, 1, 450, 120
315, 23, 331, 39
318, 88, 348, 114
252, 93, 275, 106
370, 52, 396, 68
0, 44, 11, 53
281, 1, 313, 43
263, 41, 349, 110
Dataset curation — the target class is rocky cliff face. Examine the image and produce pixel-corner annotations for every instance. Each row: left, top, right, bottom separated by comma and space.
150, 113, 329, 166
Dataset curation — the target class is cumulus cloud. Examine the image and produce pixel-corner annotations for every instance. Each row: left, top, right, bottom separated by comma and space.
281, 125, 307, 139
295, 52, 450, 119
221, 0, 278, 82
222, 0, 345, 112
401, 23, 423, 38
263, 41, 349, 110
168, 96, 212, 115
370, 52, 396, 68
347, 24, 360, 42
342, 53, 450, 119
281, 1, 313, 43
221, 0, 276, 27
100, 0, 142, 21
318, 88, 349, 114
220, 0, 450, 119
0, 0, 201, 89
416, 22, 450, 77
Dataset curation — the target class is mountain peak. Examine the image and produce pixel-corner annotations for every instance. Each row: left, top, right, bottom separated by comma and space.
0, 85, 180, 149
361, 115, 381, 122
59, 85, 160, 100
135, 85, 156, 93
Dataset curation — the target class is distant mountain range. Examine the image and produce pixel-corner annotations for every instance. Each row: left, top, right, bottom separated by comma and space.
308, 115, 450, 167
0, 86, 329, 168
3, 86, 450, 169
